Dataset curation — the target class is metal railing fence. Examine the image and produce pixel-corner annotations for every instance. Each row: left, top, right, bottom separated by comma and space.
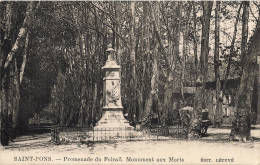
51, 124, 187, 144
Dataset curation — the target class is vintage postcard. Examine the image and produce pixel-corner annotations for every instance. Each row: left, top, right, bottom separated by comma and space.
0, 0, 260, 165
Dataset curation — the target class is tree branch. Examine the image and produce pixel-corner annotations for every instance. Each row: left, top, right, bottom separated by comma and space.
148, 2, 170, 74
222, 3, 243, 99
89, 6, 130, 51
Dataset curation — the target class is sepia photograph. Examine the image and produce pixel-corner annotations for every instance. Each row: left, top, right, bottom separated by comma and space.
0, 0, 260, 164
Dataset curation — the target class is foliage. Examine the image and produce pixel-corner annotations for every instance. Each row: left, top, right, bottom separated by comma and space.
0, 1, 259, 145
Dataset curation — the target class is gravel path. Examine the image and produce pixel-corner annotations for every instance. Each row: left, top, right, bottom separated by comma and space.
0, 126, 259, 165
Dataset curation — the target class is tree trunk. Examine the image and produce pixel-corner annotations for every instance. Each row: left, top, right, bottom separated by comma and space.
192, 2, 198, 71
59, 71, 66, 126
161, 2, 182, 126
78, 78, 87, 127
230, 1, 253, 142
0, 2, 13, 146
78, 32, 87, 127
241, 2, 249, 64
214, 1, 222, 127
148, 2, 174, 126
12, 32, 29, 137
1, 79, 9, 146
257, 11, 260, 124
0, 2, 4, 147
256, 63, 260, 124
11, 59, 20, 138
189, 1, 213, 139
142, 44, 159, 125
114, 2, 122, 65
137, 2, 150, 121
1, 2, 14, 146
19, 32, 29, 84
180, 2, 191, 106
128, 1, 137, 121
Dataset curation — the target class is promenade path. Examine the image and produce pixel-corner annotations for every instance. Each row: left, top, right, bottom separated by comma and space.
0, 126, 259, 165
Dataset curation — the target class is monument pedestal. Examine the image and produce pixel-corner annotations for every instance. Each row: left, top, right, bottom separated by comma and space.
95, 110, 133, 129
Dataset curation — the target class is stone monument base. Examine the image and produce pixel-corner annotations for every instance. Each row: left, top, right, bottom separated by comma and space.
82, 109, 139, 142
94, 110, 133, 130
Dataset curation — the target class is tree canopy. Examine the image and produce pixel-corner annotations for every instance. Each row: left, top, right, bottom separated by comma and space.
0, 1, 259, 145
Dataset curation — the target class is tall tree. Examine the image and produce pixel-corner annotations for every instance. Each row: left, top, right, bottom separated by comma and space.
257, 3, 260, 125
128, 1, 137, 121
0, 1, 38, 146
137, 1, 150, 121
214, 1, 222, 127
188, 1, 213, 138
180, 3, 192, 106
141, 2, 161, 125
230, 1, 254, 141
